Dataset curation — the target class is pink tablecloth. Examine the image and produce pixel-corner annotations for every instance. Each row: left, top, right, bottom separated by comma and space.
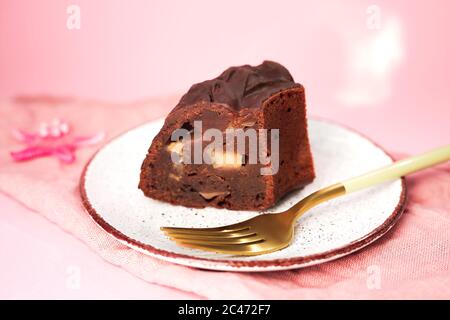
0, 97, 449, 299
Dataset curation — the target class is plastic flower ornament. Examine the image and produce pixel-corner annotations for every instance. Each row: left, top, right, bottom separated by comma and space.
10, 118, 104, 163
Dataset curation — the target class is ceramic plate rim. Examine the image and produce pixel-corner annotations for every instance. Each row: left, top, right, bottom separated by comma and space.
79, 118, 407, 272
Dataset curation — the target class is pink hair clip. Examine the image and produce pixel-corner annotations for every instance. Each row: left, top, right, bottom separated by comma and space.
10, 118, 105, 163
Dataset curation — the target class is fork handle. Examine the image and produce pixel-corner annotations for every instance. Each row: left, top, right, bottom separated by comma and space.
342, 144, 450, 193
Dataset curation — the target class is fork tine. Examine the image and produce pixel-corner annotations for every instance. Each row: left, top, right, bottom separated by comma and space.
163, 230, 256, 240
160, 222, 250, 235
171, 236, 264, 246
175, 241, 267, 256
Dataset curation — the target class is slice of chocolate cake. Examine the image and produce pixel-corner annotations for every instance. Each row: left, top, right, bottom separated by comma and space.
139, 61, 315, 210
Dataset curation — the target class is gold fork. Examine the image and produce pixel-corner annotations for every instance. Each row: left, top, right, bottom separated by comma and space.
161, 144, 450, 256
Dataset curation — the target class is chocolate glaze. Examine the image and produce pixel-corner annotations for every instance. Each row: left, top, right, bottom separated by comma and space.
174, 60, 299, 111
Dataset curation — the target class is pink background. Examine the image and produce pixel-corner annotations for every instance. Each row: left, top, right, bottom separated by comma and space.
1, 0, 449, 299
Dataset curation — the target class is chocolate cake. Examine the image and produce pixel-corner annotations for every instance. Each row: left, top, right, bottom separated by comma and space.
139, 61, 315, 210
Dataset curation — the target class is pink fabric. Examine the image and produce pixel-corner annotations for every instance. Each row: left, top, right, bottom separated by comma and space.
0, 97, 449, 299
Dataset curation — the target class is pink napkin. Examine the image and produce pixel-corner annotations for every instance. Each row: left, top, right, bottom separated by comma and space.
0, 96, 449, 299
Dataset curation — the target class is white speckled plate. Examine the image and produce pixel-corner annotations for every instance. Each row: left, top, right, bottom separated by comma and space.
80, 119, 406, 272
